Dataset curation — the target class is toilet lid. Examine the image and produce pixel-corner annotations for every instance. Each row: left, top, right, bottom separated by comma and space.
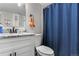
36, 45, 54, 55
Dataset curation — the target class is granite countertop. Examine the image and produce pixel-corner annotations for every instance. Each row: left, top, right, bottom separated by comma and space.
0, 33, 35, 38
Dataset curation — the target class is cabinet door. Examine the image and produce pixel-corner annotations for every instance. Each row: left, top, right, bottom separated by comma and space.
0, 52, 11, 56
0, 50, 12, 56
0, 41, 13, 56
14, 44, 34, 56
10, 36, 35, 56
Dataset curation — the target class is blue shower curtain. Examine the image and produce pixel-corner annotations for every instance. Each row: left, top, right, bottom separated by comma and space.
43, 3, 78, 56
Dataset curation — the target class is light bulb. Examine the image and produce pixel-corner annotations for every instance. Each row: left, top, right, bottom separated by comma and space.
17, 3, 21, 7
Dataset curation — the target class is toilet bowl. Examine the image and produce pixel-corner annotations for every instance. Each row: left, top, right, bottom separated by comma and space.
36, 45, 54, 56
35, 34, 54, 56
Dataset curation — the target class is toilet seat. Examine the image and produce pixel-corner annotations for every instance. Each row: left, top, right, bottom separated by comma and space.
36, 45, 54, 56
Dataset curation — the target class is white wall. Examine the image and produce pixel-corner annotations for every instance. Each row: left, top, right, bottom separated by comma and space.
25, 3, 42, 34
41, 3, 51, 8
40, 3, 51, 34
25, 3, 51, 34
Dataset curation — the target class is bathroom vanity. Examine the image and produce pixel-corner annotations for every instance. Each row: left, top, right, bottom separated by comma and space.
0, 33, 35, 56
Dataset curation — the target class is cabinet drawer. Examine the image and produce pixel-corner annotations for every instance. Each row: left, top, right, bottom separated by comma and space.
0, 35, 34, 44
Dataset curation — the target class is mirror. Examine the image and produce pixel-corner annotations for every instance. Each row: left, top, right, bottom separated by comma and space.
0, 3, 26, 33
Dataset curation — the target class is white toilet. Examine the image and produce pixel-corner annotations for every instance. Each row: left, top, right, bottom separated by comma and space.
35, 34, 54, 56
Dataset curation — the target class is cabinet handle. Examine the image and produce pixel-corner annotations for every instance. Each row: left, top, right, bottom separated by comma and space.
10, 53, 12, 56
13, 52, 16, 56
15, 52, 16, 56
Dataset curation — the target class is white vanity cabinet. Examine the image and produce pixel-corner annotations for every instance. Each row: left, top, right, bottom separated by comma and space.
0, 35, 35, 56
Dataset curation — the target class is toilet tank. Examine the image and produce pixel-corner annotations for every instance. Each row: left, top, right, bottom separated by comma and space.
34, 34, 42, 47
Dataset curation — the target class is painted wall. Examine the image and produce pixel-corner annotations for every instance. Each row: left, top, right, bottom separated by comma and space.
40, 3, 51, 34
41, 3, 51, 8
25, 3, 42, 34
25, 3, 51, 34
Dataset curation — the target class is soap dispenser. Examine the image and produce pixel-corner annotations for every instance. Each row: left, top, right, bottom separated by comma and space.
0, 23, 3, 33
